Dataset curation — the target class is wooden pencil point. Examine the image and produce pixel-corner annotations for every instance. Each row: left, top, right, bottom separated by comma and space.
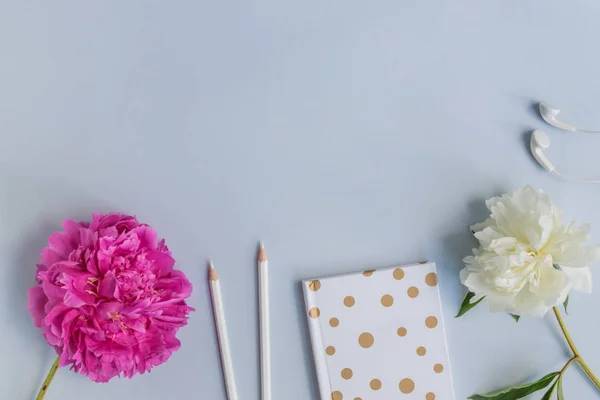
258, 243, 267, 262
209, 265, 218, 281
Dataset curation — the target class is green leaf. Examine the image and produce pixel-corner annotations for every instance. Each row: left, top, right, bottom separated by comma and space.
468, 371, 559, 400
564, 295, 569, 315
456, 291, 484, 318
541, 379, 559, 400
557, 376, 564, 400
510, 314, 520, 322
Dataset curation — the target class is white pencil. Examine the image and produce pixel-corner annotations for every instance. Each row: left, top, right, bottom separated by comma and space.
209, 262, 238, 400
258, 242, 271, 400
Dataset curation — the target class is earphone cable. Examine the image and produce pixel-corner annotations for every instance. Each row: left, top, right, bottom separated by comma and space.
552, 169, 600, 183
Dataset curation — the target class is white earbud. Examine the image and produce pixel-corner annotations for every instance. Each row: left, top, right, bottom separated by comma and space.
530, 130, 555, 172
539, 103, 577, 132
539, 102, 600, 133
530, 129, 600, 183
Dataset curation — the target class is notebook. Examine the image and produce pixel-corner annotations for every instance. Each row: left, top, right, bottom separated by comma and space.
302, 262, 455, 400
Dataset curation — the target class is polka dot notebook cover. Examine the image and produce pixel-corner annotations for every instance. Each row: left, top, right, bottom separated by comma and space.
302, 262, 455, 400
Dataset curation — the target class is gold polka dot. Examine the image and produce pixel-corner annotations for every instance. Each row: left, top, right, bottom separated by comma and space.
341, 368, 353, 380
381, 294, 394, 307
358, 332, 374, 348
434, 363, 444, 373
425, 272, 438, 287
397, 327, 407, 337
309, 307, 320, 318
326, 346, 336, 356
331, 391, 343, 400
329, 318, 340, 328
344, 296, 355, 307
419, 260, 428, 264
417, 346, 427, 356
354, 398, 362, 400
370, 379, 382, 390
426, 393, 436, 400
362, 269, 375, 276
399, 378, 415, 393
407, 286, 419, 298
425, 316, 438, 328
308, 280, 321, 291
393, 268, 405, 280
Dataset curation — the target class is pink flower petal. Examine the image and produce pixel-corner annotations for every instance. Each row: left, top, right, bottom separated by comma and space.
42, 279, 66, 301
97, 250, 112, 274
79, 228, 97, 249
64, 291, 88, 308
40, 248, 62, 267
98, 271, 117, 298
97, 301, 123, 317
27, 287, 48, 327
146, 251, 175, 271
97, 213, 121, 229
134, 226, 158, 250
62, 219, 83, 244
99, 226, 118, 239
48, 232, 74, 258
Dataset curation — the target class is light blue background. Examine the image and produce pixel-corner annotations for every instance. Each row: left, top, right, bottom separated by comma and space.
2, 1, 600, 399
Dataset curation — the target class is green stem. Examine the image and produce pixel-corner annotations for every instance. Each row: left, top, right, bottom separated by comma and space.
553, 306, 600, 390
560, 356, 578, 376
547, 357, 579, 399
36, 356, 60, 400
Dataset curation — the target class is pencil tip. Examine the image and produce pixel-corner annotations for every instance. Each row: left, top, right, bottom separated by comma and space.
208, 261, 218, 281
258, 242, 267, 262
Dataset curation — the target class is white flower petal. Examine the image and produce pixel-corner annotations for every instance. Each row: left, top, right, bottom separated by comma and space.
513, 288, 553, 317
470, 218, 495, 234
529, 258, 568, 299
486, 293, 516, 313
562, 266, 592, 293
474, 227, 503, 248
489, 237, 518, 256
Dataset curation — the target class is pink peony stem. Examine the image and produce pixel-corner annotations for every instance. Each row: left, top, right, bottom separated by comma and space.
36, 356, 60, 400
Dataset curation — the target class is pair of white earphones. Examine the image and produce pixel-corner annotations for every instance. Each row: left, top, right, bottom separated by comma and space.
531, 103, 600, 183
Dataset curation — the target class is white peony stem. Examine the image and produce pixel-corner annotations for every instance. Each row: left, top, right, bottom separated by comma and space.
553, 306, 600, 390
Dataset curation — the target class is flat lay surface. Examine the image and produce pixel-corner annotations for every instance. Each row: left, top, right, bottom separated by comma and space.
2, 1, 600, 399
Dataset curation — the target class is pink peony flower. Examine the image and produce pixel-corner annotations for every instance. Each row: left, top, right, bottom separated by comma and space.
27, 213, 193, 383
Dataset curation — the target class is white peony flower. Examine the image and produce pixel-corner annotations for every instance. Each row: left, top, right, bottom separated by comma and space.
461, 186, 600, 317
